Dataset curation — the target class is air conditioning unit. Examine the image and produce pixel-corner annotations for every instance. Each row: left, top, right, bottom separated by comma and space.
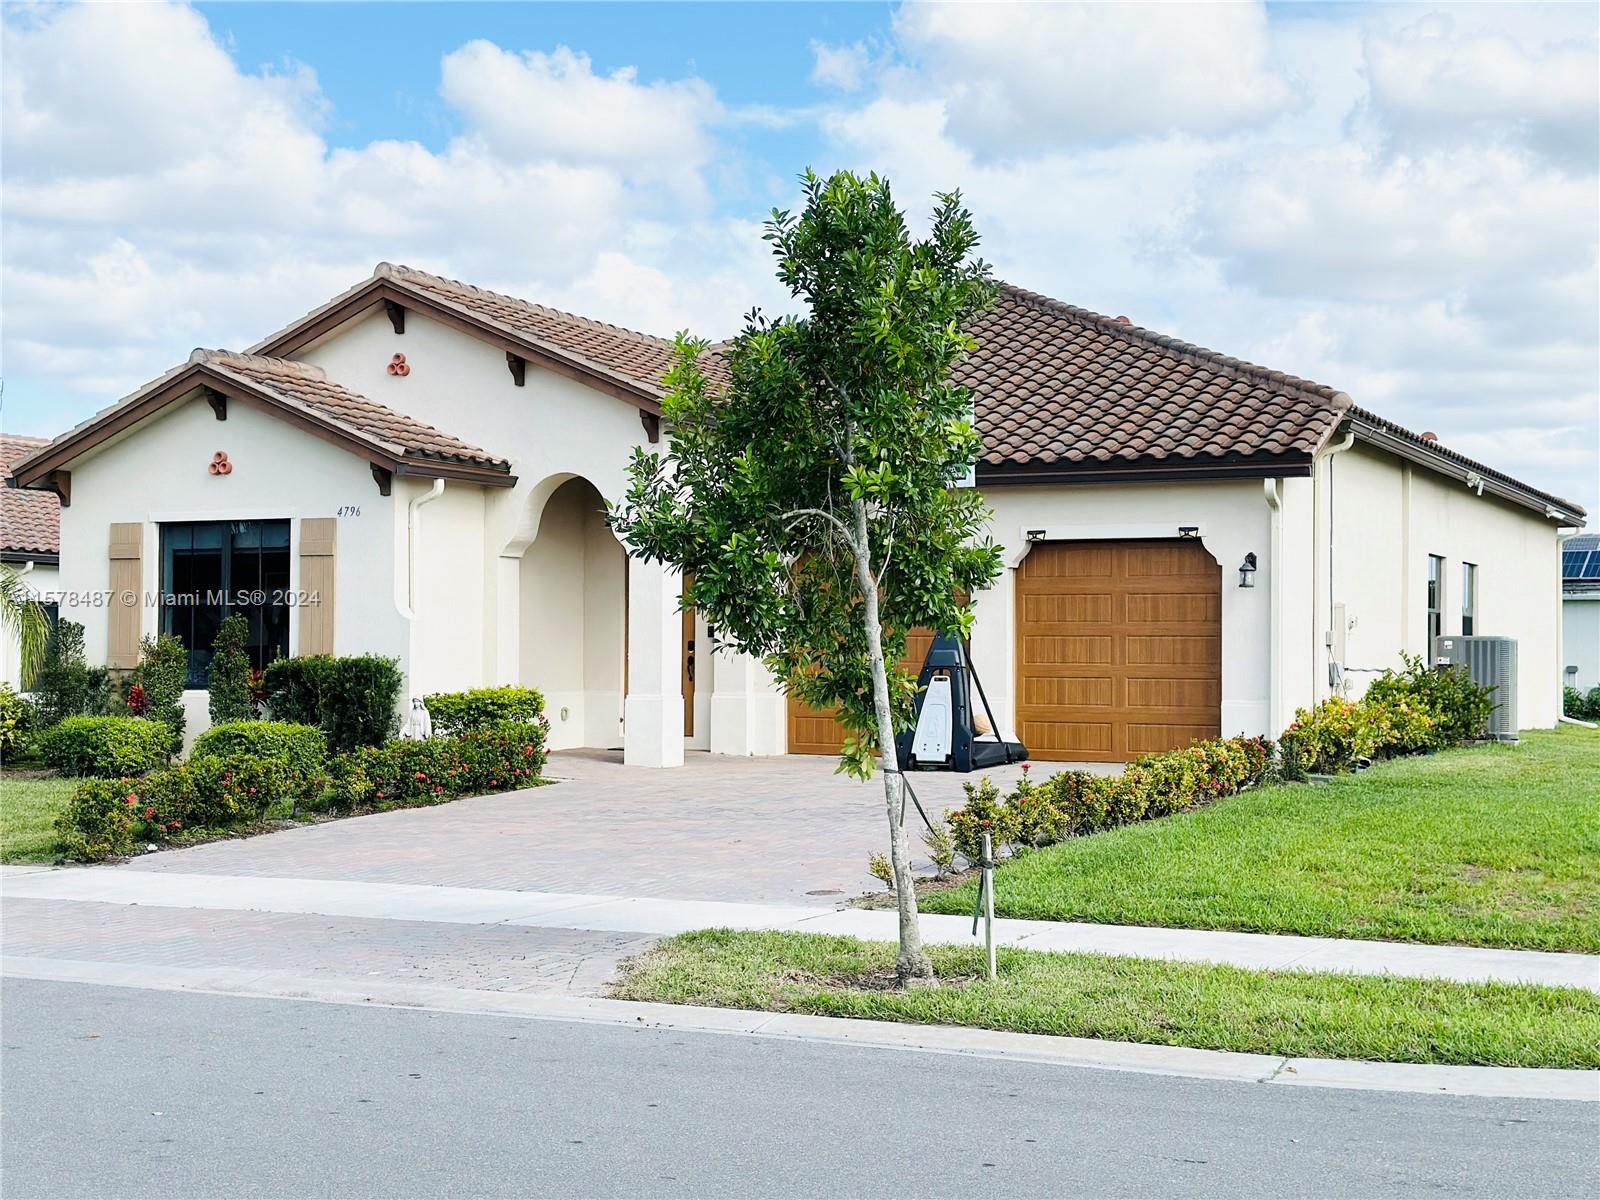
1433, 635, 1518, 741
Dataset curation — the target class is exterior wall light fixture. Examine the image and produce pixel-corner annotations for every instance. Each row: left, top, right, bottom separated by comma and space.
1025, 529, 1047, 542
1239, 552, 1258, 588
1178, 525, 1200, 539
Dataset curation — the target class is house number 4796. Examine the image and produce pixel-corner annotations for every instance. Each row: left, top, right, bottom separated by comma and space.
337, 505, 361, 517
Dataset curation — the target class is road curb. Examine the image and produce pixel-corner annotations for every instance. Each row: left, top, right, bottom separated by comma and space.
5, 956, 1594, 1102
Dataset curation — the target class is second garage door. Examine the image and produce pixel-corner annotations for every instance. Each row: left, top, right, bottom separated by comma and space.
1016, 540, 1221, 762
786, 628, 935, 756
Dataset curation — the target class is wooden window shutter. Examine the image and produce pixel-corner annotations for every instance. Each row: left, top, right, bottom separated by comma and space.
297, 518, 337, 656
106, 522, 143, 670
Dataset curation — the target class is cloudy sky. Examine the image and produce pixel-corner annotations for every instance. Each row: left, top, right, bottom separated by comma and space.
3, 1, 1597, 513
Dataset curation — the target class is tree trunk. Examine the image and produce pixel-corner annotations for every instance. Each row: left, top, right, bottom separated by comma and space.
852, 498, 934, 984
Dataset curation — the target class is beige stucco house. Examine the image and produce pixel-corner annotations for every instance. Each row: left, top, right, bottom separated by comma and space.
7, 264, 1585, 762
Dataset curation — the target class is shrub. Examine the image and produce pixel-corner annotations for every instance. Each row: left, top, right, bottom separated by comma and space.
1564, 686, 1600, 721
31, 621, 113, 727
131, 633, 188, 753
1364, 654, 1495, 749
327, 719, 548, 811
1008, 774, 1066, 849
186, 753, 293, 824
263, 654, 404, 753
263, 655, 330, 725
1364, 693, 1435, 755
921, 821, 956, 876
207, 614, 254, 725
0, 684, 35, 758
56, 778, 141, 861
1283, 697, 1379, 775
1031, 769, 1105, 838
423, 685, 545, 737
944, 776, 1017, 863
190, 721, 326, 800
38, 715, 171, 777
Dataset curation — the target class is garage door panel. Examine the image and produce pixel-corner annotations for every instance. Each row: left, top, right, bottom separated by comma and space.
1125, 592, 1221, 623
1025, 545, 1114, 579
786, 627, 937, 755
1018, 540, 1221, 763
1124, 635, 1221, 667
1022, 593, 1114, 624
1021, 719, 1114, 756
1021, 634, 1115, 666
1022, 675, 1115, 707
1126, 677, 1220, 709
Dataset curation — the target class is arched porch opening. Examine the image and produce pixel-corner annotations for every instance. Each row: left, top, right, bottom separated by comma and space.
518, 475, 627, 750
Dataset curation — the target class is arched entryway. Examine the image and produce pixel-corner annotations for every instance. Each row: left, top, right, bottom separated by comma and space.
518, 476, 627, 751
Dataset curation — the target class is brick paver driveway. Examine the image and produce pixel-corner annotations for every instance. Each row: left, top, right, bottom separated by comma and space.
112, 751, 1058, 905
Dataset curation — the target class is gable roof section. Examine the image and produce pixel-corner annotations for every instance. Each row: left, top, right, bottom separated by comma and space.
8, 350, 514, 497
0, 435, 60, 558
251, 262, 675, 413
964, 285, 1350, 481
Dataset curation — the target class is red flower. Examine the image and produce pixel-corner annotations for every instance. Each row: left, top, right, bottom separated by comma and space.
144, 807, 155, 818
125, 795, 138, 807
376, 792, 385, 799
249, 786, 257, 794
489, 780, 498, 787
414, 771, 426, 780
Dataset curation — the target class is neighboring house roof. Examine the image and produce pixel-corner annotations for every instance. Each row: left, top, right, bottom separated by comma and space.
1564, 534, 1600, 591
8, 349, 515, 501
0, 435, 60, 558
963, 284, 1350, 481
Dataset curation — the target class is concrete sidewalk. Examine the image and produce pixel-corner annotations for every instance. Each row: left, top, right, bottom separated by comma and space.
6, 866, 1596, 992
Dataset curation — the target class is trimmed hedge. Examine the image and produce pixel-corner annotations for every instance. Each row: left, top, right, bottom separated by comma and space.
423, 686, 545, 737
189, 721, 327, 800
937, 734, 1274, 867
38, 716, 172, 778
262, 654, 403, 753
327, 720, 548, 811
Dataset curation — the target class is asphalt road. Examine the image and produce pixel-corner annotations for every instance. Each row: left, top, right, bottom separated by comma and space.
2, 979, 1594, 1199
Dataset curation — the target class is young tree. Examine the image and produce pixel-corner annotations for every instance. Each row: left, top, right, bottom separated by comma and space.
208, 613, 255, 725
612, 170, 1001, 982
0, 564, 49, 690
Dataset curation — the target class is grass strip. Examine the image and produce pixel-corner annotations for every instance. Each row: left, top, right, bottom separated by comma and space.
613, 928, 1600, 1069
922, 727, 1600, 951
0, 775, 77, 863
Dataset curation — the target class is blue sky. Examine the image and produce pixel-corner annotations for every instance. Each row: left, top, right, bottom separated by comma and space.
3, 1, 1597, 513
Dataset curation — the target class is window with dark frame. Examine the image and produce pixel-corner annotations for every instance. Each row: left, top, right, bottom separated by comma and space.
1426, 554, 1445, 649
1461, 562, 1477, 636
160, 520, 290, 688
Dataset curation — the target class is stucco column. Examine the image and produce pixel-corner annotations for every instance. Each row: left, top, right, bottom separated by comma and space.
624, 555, 685, 767
708, 645, 787, 756
492, 553, 521, 685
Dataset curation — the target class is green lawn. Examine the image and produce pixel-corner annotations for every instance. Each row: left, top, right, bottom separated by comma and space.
922, 727, 1600, 951
0, 774, 76, 863
614, 929, 1600, 1069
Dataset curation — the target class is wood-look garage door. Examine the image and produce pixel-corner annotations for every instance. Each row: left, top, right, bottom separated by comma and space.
786, 628, 935, 756
1016, 541, 1220, 763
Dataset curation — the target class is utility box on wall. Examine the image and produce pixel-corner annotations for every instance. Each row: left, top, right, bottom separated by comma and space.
1433, 635, 1519, 741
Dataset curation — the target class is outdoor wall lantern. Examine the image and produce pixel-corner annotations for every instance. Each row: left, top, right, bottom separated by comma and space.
1025, 529, 1048, 542
1239, 552, 1258, 588
1178, 525, 1200, 539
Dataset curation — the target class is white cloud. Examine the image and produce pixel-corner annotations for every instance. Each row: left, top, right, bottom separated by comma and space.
809, 41, 871, 92
1361, 13, 1599, 165
438, 41, 721, 184
889, 1, 1300, 155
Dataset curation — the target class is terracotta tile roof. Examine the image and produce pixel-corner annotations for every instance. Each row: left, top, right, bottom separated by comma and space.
197, 350, 510, 471
383, 264, 682, 399
964, 285, 1350, 472
1, 435, 60, 555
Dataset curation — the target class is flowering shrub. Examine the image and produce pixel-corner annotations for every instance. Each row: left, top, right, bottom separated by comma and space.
326, 719, 548, 811
1281, 697, 1380, 776
1363, 654, 1494, 749
943, 776, 1017, 862
0, 684, 35, 758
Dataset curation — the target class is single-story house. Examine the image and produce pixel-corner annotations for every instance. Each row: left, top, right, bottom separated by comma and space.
1562, 533, 1600, 694
7, 264, 1586, 762
1, 435, 62, 689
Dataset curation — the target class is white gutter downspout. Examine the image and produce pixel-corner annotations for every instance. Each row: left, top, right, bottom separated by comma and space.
1311, 429, 1356, 700
1263, 478, 1283, 734
1556, 527, 1597, 728
398, 478, 445, 621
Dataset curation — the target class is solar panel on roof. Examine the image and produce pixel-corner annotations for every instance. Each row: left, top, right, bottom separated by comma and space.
1566, 549, 1600, 579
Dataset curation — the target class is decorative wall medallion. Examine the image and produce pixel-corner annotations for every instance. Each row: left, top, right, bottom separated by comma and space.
387, 353, 411, 377
208, 450, 233, 476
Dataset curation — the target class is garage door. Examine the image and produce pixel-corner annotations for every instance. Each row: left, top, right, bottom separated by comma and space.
786, 628, 935, 756
1016, 541, 1220, 762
